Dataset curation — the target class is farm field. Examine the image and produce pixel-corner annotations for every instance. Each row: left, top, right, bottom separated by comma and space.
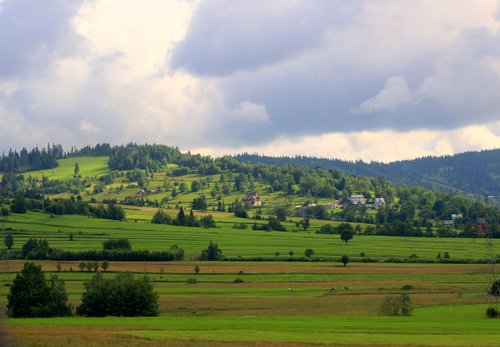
26, 156, 110, 179
0, 262, 498, 346
1, 210, 497, 261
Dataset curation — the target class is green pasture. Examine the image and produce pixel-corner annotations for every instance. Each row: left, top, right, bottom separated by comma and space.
26, 156, 110, 179
0, 259, 497, 346
0, 211, 496, 260
2, 305, 498, 346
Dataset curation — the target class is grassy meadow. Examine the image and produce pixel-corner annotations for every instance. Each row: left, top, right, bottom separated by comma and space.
0, 261, 498, 346
1, 155, 499, 346
1, 210, 496, 260
26, 156, 110, 180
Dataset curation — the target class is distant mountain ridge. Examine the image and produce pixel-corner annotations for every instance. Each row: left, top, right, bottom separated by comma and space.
234, 149, 500, 197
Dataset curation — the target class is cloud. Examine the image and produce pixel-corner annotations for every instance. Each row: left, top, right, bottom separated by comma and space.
352, 76, 415, 114
0, 0, 83, 77
194, 121, 500, 163
1, 0, 500, 162
234, 101, 271, 124
79, 120, 99, 134
171, 0, 353, 76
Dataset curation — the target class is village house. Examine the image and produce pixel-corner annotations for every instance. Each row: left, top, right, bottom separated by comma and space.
451, 213, 463, 220
374, 197, 386, 207
242, 191, 262, 206
350, 194, 366, 206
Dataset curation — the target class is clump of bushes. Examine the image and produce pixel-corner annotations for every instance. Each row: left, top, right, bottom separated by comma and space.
77, 272, 158, 317
380, 293, 412, 316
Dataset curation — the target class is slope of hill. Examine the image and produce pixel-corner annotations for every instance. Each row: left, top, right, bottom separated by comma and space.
234, 149, 500, 197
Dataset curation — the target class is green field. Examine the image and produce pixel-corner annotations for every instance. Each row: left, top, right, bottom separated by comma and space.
1, 211, 496, 260
26, 156, 110, 179
0, 261, 498, 346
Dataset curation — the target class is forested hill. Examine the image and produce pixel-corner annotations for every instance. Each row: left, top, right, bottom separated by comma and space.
234, 149, 500, 197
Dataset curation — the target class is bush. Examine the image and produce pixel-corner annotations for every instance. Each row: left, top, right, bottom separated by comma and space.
7, 262, 72, 317
103, 238, 131, 250
77, 272, 158, 317
490, 279, 500, 296
340, 255, 349, 267
10, 196, 27, 214
233, 278, 244, 283
186, 277, 198, 284
268, 217, 286, 231
380, 293, 412, 316
486, 307, 498, 318
304, 248, 315, 257
401, 284, 414, 290
317, 224, 335, 234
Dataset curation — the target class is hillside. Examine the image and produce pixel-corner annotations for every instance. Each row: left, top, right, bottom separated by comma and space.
234, 149, 500, 197
1, 143, 499, 238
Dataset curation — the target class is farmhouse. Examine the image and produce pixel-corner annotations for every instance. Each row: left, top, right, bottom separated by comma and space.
242, 191, 262, 206
350, 194, 366, 206
443, 220, 454, 228
374, 197, 386, 207
451, 213, 463, 220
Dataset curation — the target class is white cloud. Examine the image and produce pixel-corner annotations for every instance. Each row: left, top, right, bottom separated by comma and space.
352, 76, 415, 114
79, 120, 99, 134
194, 122, 500, 163
234, 100, 271, 124
1, 0, 500, 161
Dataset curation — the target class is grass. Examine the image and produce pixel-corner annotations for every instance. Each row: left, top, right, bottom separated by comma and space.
26, 156, 110, 179
1, 210, 496, 260
1, 262, 498, 346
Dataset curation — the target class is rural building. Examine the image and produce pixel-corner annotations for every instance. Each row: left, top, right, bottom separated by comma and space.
349, 194, 366, 206
243, 191, 262, 206
442, 220, 454, 228
374, 197, 386, 207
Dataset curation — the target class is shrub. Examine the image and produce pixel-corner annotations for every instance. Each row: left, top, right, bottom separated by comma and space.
401, 284, 414, 290
380, 294, 412, 316
340, 255, 349, 267
233, 278, 244, 283
490, 279, 500, 296
486, 307, 498, 318
317, 224, 335, 234
103, 238, 131, 251
77, 272, 158, 317
186, 277, 198, 284
304, 249, 315, 258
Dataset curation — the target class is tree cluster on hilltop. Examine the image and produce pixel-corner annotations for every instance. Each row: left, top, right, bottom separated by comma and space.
234, 150, 500, 197
0, 144, 62, 173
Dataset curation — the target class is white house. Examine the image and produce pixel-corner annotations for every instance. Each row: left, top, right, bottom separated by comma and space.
350, 194, 366, 205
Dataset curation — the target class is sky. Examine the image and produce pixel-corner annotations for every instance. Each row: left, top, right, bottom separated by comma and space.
0, 0, 499, 162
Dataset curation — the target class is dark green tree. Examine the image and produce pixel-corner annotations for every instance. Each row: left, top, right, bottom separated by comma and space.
177, 207, 186, 226
7, 262, 71, 317
339, 223, 354, 245
4, 234, 13, 250
10, 195, 27, 214
341, 255, 350, 267
199, 241, 223, 260
304, 248, 315, 257
490, 279, 500, 296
